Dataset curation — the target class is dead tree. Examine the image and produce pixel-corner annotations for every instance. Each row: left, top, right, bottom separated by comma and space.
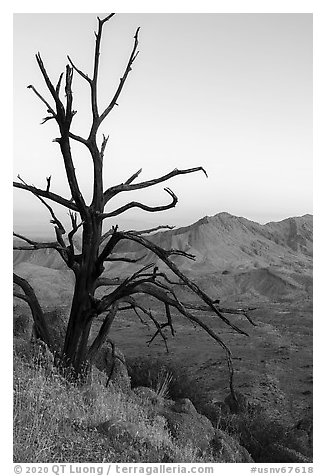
13, 14, 255, 393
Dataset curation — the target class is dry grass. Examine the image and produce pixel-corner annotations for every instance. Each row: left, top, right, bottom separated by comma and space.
13, 343, 312, 463
13, 347, 216, 463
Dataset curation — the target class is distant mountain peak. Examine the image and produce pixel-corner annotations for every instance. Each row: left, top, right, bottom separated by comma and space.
14, 211, 312, 301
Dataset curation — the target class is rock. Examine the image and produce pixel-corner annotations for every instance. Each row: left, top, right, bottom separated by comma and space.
96, 418, 140, 441
161, 409, 215, 451
224, 391, 249, 414
259, 443, 311, 463
171, 398, 198, 415
129, 390, 214, 451
94, 345, 130, 392
95, 416, 172, 463
212, 429, 254, 463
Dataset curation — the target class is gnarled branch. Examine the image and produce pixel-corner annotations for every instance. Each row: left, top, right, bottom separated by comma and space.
103, 166, 208, 204
14, 181, 79, 211
13, 233, 62, 251
117, 231, 248, 336
126, 281, 236, 396
100, 187, 178, 219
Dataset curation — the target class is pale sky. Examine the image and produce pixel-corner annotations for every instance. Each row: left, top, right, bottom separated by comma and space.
13, 13, 312, 236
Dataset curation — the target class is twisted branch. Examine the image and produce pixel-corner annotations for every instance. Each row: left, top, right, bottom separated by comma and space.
100, 188, 178, 219
103, 166, 208, 204
117, 231, 248, 336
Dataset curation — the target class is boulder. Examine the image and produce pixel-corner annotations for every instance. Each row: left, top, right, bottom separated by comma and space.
95, 417, 172, 463
94, 345, 130, 392
212, 429, 254, 463
129, 391, 215, 451
161, 409, 215, 451
170, 398, 198, 415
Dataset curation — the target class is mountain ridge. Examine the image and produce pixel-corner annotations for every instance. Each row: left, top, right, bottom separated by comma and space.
13, 212, 313, 302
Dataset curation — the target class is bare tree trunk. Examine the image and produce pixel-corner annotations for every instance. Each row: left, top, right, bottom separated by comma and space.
62, 286, 94, 374
62, 219, 103, 375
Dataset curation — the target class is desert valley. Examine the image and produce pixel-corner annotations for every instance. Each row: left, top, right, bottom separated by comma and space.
13, 212, 313, 426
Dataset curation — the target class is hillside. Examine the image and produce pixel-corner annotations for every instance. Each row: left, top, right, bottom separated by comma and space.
108, 212, 313, 301
13, 212, 313, 302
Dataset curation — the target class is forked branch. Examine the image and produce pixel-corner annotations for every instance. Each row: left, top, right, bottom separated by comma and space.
13, 181, 79, 211
13, 233, 62, 251
16, 175, 66, 247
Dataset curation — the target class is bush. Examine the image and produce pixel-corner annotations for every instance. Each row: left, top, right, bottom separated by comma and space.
127, 357, 208, 408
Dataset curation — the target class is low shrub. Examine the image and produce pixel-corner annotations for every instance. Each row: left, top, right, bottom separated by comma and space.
127, 357, 208, 408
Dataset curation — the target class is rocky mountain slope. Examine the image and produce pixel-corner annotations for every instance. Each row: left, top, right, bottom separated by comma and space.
119, 212, 312, 270
13, 212, 313, 302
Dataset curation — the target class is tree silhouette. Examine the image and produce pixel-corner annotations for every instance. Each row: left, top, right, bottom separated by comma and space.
13, 14, 255, 394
